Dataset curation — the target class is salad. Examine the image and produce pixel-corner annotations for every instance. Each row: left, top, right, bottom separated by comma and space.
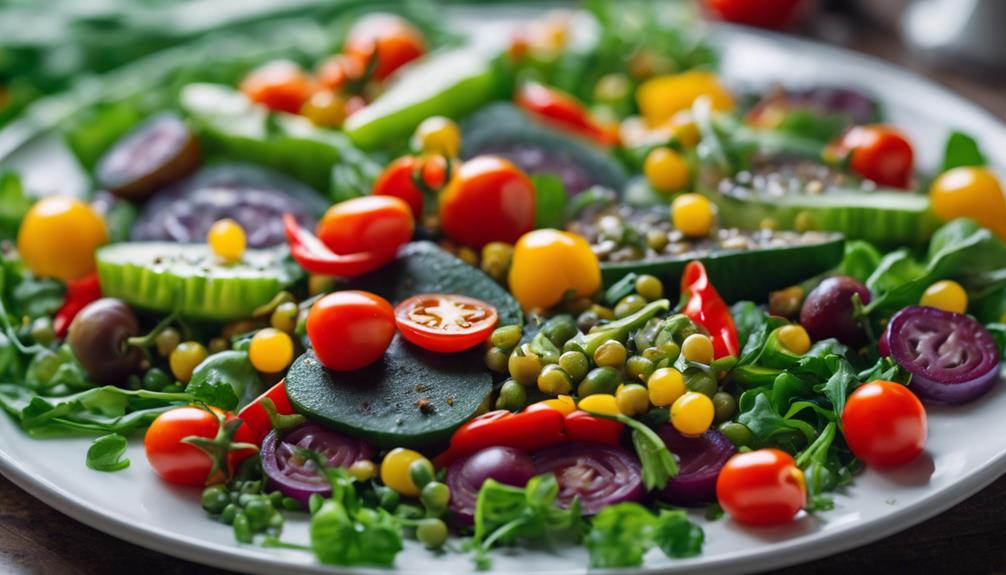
1, 0, 1006, 570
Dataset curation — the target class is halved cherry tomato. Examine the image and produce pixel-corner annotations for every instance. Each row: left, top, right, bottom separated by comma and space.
842, 380, 927, 467
394, 294, 498, 353
516, 82, 619, 146
716, 448, 806, 526
237, 380, 294, 445
343, 13, 426, 81
439, 156, 536, 249
704, 0, 804, 29
371, 155, 450, 218
434, 408, 566, 467
827, 124, 914, 189
306, 290, 396, 371
316, 195, 414, 264
239, 60, 314, 114
145, 406, 256, 486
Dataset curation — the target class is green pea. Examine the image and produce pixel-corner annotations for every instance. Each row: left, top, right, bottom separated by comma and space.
29, 317, 55, 346
537, 365, 573, 396
659, 341, 681, 362
244, 498, 272, 531
614, 294, 647, 318
201, 485, 230, 515
626, 355, 655, 382
578, 366, 621, 397
142, 368, 171, 392
409, 458, 435, 490
270, 301, 299, 333
420, 481, 451, 515
576, 310, 601, 333
484, 346, 509, 373
281, 497, 302, 512
645, 229, 668, 252
416, 518, 448, 549
268, 512, 285, 530
491, 325, 522, 350
594, 340, 627, 369
685, 370, 718, 397
542, 316, 578, 347
719, 422, 752, 447
641, 346, 665, 362
233, 512, 253, 543
239, 480, 261, 495
508, 347, 542, 386
219, 503, 239, 525
154, 327, 181, 358
634, 275, 664, 301
713, 392, 737, 423
268, 490, 284, 508
558, 351, 589, 382
496, 379, 528, 411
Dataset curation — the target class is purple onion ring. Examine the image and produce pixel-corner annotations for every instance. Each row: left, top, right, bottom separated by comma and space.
655, 424, 735, 506
261, 423, 373, 504
531, 442, 643, 514
446, 446, 535, 525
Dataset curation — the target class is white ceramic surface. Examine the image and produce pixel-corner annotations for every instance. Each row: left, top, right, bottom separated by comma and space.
1, 13, 1005, 575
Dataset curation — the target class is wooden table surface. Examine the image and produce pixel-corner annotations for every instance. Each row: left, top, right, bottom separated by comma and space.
2, 14, 1005, 575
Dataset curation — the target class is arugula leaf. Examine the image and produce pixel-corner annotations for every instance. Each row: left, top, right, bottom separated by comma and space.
738, 393, 817, 443
941, 131, 986, 172
185, 351, 258, 411
86, 433, 130, 472
819, 357, 858, 422
531, 173, 567, 230
653, 509, 704, 559
584, 503, 705, 568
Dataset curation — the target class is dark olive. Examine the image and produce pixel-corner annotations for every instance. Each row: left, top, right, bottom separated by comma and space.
68, 298, 144, 385
799, 276, 871, 347
96, 114, 201, 200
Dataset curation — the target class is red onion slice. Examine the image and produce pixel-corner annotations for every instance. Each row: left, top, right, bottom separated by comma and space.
531, 442, 643, 514
446, 446, 535, 525
261, 423, 374, 504
881, 305, 1000, 404
655, 424, 735, 506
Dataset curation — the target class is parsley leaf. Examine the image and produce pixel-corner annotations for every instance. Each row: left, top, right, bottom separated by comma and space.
85, 433, 130, 472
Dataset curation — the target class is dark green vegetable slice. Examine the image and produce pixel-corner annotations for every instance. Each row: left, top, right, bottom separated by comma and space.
285, 337, 492, 449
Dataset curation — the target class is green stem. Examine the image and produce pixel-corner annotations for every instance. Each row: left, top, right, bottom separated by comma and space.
126, 310, 179, 349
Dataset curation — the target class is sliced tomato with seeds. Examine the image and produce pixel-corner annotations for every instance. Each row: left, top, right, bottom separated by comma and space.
394, 294, 499, 353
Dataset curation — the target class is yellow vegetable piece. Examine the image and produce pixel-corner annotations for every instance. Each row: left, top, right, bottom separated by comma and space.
777, 325, 811, 355
301, 90, 347, 128
169, 341, 208, 383
671, 194, 714, 238
665, 110, 700, 148
616, 384, 650, 417
412, 116, 462, 158
380, 448, 427, 497
644, 147, 690, 193
670, 392, 714, 436
533, 394, 577, 416
508, 229, 601, 311
637, 70, 734, 127
248, 328, 295, 373
207, 218, 246, 263
920, 280, 968, 314
17, 196, 108, 283
647, 367, 686, 407
681, 333, 715, 364
930, 167, 1006, 240
577, 393, 620, 416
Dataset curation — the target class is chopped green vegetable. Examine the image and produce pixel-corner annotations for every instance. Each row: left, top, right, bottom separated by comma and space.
185, 351, 259, 411
531, 173, 568, 230
584, 503, 704, 568
310, 468, 403, 567
85, 433, 131, 472
941, 131, 986, 172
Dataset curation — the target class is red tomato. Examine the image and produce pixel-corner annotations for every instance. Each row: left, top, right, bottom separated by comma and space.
704, 0, 804, 29
371, 156, 450, 218
316, 195, 414, 264
842, 380, 927, 467
394, 294, 498, 353
438, 156, 536, 249
239, 60, 314, 114
145, 407, 256, 486
829, 124, 915, 189
316, 53, 366, 92
716, 448, 806, 526
516, 82, 619, 146
237, 380, 294, 445
563, 410, 624, 445
434, 409, 566, 467
306, 290, 396, 371
343, 13, 426, 81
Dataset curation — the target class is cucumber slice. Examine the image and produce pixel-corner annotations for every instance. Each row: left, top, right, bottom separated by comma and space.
96, 242, 300, 321
285, 338, 492, 449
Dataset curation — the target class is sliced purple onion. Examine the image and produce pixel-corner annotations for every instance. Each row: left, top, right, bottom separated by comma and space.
531, 442, 643, 515
446, 446, 535, 525
880, 305, 1000, 404
655, 425, 735, 507
261, 423, 373, 504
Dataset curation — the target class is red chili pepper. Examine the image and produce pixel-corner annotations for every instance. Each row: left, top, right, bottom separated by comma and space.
564, 410, 623, 445
515, 82, 620, 147
53, 273, 102, 338
681, 260, 740, 359
283, 214, 385, 278
237, 380, 295, 445
434, 408, 566, 467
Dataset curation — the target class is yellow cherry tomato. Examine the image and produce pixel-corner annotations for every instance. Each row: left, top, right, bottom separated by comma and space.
930, 167, 1006, 240
681, 333, 714, 364
616, 384, 650, 417
248, 328, 295, 373
636, 70, 734, 127
670, 391, 714, 436
920, 280, 968, 314
776, 325, 811, 355
671, 193, 714, 238
647, 367, 686, 407
207, 218, 246, 263
508, 229, 601, 311
644, 147, 690, 193
169, 341, 208, 383
532, 394, 577, 416
577, 393, 620, 416
412, 116, 461, 157
17, 196, 108, 282
300, 90, 347, 128
380, 448, 427, 497
665, 110, 700, 148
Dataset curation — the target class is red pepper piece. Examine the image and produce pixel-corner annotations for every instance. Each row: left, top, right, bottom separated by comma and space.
53, 273, 102, 337
681, 261, 740, 359
237, 380, 295, 445
283, 214, 386, 277
564, 410, 624, 445
434, 408, 566, 467
516, 82, 620, 147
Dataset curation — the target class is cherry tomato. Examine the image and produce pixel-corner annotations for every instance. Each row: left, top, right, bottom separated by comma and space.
315, 195, 414, 264
371, 156, 450, 218
704, 0, 804, 29
316, 53, 366, 92
842, 380, 927, 467
306, 290, 396, 371
343, 13, 426, 81
929, 166, 1006, 240
439, 156, 536, 249
17, 196, 108, 283
828, 125, 914, 189
716, 448, 807, 526
239, 60, 314, 114
394, 294, 498, 353
145, 407, 256, 486
237, 380, 294, 445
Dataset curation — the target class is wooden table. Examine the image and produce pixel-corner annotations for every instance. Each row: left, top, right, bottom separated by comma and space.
1, 17, 1005, 575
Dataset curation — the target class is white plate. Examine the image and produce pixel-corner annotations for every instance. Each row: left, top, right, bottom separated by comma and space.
2, 13, 1006, 575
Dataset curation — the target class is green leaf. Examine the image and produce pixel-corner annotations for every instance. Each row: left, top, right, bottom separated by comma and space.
585, 503, 657, 568
86, 433, 130, 472
941, 131, 986, 172
0, 173, 33, 239
531, 173, 567, 230
653, 509, 704, 558
185, 351, 258, 411
738, 393, 817, 443
838, 240, 882, 284
820, 357, 858, 422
